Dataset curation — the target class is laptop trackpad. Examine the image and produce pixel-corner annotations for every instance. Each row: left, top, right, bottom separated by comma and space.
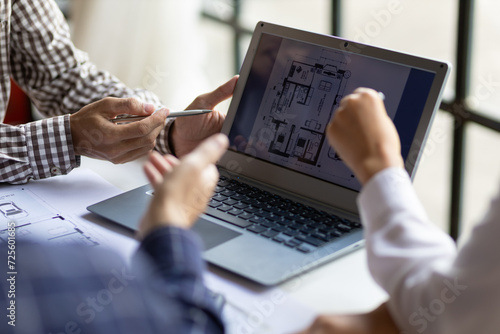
192, 218, 241, 251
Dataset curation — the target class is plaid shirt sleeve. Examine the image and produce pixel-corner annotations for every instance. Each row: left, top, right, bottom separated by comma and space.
0, 115, 79, 184
0, 0, 173, 183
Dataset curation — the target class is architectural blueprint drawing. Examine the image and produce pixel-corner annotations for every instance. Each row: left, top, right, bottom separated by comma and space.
0, 188, 100, 247
245, 40, 359, 187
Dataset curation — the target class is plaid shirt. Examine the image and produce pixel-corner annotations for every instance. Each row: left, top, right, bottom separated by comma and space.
0, 227, 225, 333
0, 0, 172, 184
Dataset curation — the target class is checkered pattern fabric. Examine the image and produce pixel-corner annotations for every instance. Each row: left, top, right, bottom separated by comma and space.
0, 0, 173, 184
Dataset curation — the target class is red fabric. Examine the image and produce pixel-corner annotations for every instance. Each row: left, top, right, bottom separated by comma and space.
4, 79, 32, 125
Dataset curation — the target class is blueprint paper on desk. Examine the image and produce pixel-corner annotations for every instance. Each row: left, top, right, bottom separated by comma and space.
0, 169, 139, 257
0, 168, 316, 333
0, 187, 101, 246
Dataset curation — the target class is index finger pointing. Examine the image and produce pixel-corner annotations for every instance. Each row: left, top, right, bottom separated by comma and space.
192, 76, 238, 110
184, 134, 229, 168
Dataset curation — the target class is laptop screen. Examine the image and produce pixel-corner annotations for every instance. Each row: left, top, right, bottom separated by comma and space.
228, 33, 436, 192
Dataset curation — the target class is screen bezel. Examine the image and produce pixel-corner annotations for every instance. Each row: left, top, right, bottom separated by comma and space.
219, 21, 451, 214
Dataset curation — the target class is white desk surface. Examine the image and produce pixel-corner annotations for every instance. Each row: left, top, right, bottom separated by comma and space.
81, 157, 387, 316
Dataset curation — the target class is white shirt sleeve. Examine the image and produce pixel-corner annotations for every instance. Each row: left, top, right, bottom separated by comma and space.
358, 167, 500, 334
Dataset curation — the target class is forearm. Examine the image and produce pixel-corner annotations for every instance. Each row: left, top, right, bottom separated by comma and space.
137, 227, 224, 333
359, 168, 457, 290
358, 167, 459, 333
9, 0, 176, 160
360, 169, 500, 334
0, 116, 79, 184
10, 0, 162, 117
28, 60, 163, 117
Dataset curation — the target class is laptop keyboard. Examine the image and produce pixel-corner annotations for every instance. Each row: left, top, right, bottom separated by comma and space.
205, 176, 362, 253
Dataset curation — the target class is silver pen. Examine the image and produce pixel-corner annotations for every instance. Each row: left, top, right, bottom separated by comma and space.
111, 109, 213, 124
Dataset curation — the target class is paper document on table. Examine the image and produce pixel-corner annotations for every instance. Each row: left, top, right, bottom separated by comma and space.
205, 272, 317, 334
0, 169, 139, 258
0, 187, 103, 246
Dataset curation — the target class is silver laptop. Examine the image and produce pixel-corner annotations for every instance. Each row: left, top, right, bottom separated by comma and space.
88, 21, 450, 286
